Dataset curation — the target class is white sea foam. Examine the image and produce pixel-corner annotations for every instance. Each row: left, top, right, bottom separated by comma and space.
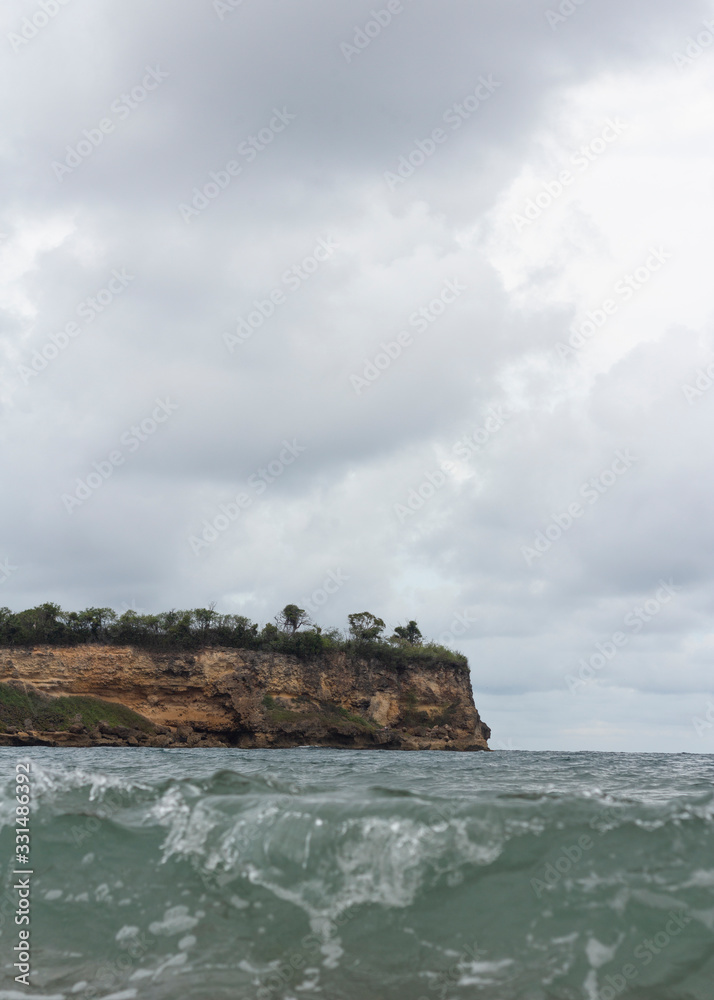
149, 904, 201, 936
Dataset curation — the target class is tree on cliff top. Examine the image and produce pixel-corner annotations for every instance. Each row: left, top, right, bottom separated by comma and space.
276, 604, 311, 635
64, 607, 117, 642
348, 612, 385, 642
193, 604, 218, 639
391, 620, 423, 645
0, 604, 468, 669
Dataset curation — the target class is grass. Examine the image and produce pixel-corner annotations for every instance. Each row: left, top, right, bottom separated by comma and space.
327, 705, 379, 730
261, 694, 301, 723
0, 682, 156, 733
347, 640, 469, 672
262, 694, 378, 731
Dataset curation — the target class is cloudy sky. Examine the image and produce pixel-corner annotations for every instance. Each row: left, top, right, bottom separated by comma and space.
2, 0, 714, 752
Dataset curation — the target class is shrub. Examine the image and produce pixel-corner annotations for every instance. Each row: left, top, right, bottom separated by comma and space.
0, 606, 469, 670
0, 683, 156, 733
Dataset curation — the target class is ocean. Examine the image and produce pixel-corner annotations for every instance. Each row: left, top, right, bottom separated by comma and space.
1, 749, 713, 999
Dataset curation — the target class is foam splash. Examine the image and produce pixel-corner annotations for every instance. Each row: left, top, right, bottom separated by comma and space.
1, 749, 713, 999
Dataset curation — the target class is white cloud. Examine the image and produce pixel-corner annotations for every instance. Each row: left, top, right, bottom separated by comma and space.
2, 0, 714, 750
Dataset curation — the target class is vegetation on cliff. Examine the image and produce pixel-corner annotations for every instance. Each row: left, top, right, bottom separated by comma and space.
0, 681, 156, 735
0, 604, 468, 670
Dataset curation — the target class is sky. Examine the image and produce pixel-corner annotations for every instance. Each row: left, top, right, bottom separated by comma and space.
1, 0, 714, 752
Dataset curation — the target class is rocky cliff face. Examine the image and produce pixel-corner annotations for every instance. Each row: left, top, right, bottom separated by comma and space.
0, 645, 491, 751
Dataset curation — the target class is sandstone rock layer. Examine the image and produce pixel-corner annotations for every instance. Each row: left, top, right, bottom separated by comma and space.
0, 646, 491, 751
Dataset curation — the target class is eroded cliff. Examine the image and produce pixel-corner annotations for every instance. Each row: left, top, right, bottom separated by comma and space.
0, 645, 490, 750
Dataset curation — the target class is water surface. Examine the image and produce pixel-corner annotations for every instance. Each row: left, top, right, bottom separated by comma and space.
1, 749, 713, 999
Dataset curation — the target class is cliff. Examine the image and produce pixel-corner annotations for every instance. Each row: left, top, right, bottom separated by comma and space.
0, 645, 491, 751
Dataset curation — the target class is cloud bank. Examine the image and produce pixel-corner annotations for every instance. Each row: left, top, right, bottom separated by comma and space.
2, 0, 714, 750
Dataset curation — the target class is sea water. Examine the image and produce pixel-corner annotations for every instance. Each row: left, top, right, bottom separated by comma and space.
0, 748, 713, 999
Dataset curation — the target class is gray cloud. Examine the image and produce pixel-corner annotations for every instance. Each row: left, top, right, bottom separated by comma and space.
2, 0, 714, 750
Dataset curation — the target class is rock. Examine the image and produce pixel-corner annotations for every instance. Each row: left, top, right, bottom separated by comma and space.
150, 734, 171, 747
97, 721, 133, 739
0, 646, 490, 751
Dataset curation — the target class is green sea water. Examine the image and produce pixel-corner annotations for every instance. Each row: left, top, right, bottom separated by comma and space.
1, 749, 713, 999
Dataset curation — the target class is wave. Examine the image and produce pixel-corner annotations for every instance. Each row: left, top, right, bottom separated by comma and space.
1, 750, 713, 999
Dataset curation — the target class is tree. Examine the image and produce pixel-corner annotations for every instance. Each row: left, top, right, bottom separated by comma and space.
260, 622, 281, 647
347, 612, 385, 642
275, 604, 311, 635
159, 610, 193, 646
192, 604, 217, 639
77, 607, 117, 640
391, 620, 423, 645
13, 603, 66, 644
291, 628, 324, 657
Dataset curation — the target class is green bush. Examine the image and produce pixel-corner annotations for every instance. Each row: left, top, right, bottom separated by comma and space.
0, 683, 156, 733
0, 605, 469, 671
